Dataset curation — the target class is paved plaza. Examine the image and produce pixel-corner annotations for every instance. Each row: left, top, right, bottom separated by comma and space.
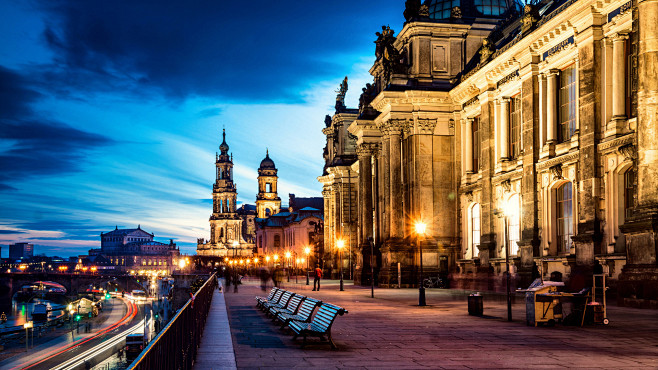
198, 277, 658, 369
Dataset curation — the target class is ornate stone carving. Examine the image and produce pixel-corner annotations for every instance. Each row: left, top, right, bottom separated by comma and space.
550, 164, 563, 181
479, 38, 494, 64
618, 143, 637, 161
450, 6, 462, 19
324, 115, 332, 128
335, 76, 348, 111
501, 179, 511, 193
374, 26, 407, 84
418, 4, 429, 17
521, 4, 539, 35
416, 118, 437, 135
448, 119, 455, 136
465, 191, 474, 203
358, 82, 378, 115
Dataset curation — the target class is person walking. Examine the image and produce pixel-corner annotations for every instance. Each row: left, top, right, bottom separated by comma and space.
312, 264, 322, 291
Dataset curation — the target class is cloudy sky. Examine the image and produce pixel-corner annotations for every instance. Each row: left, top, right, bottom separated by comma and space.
0, 0, 404, 256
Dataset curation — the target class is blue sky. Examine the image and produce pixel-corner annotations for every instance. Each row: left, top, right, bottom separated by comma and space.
0, 0, 404, 256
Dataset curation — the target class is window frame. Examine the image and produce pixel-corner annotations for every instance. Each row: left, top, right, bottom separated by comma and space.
472, 117, 480, 173
556, 182, 574, 254
509, 94, 522, 159
558, 64, 577, 143
471, 203, 481, 258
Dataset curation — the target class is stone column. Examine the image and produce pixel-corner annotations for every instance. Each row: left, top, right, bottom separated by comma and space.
546, 70, 559, 143
612, 33, 629, 119
357, 144, 374, 243
500, 97, 510, 160
380, 132, 391, 241
389, 121, 404, 239
493, 100, 500, 163
464, 119, 474, 173
539, 74, 547, 148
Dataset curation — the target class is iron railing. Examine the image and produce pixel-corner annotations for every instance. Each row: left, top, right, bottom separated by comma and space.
128, 273, 217, 370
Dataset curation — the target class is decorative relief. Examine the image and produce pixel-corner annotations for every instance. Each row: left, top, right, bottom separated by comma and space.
542, 173, 549, 188
608, 157, 616, 171
465, 191, 474, 203
416, 118, 437, 135
501, 179, 511, 193
550, 164, 563, 181
618, 143, 636, 161
597, 133, 634, 153
448, 119, 455, 136
567, 167, 576, 182
496, 69, 519, 88
536, 151, 580, 171
462, 96, 480, 110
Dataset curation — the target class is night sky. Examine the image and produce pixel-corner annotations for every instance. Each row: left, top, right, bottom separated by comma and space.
0, 0, 404, 256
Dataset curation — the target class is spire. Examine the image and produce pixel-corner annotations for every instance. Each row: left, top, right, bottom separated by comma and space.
266, 148, 269, 158
219, 128, 229, 155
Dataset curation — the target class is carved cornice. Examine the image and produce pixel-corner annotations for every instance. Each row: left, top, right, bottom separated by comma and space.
535, 150, 580, 171
492, 168, 523, 184
597, 133, 634, 153
356, 142, 381, 158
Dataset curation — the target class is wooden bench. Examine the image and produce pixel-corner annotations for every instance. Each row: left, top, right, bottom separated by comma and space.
268, 293, 303, 318
255, 287, 279, 309
276, 297, 321, 329
289, 302, 347, 349
257, 288, 284, 311
262, 290, 293, 312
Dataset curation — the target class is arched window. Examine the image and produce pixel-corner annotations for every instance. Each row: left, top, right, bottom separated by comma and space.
471, 203, 481, 258
507, 194, 520, 256
556, 182, 573, 253
266, 183, 272, 192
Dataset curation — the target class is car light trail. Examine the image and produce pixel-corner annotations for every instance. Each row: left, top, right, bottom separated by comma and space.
15, 297, 138, 370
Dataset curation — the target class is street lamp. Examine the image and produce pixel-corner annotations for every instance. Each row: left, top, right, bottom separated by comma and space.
304, 246, 311, 285
285, 251, 291, 282
415, 222, 427, 306
336, 239, 345, 291
501, 198, 517, 322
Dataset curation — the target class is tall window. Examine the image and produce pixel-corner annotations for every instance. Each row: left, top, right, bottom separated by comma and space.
624, 168, 635, 219
472, 117, 480, 173
428, 0, 459, 19
559, 65, 577, 143
274, 235, 280, 248
556, 182, 573, 253
471, 203, 481, 257
507, 194, 520, 256
509, 95, 522, 159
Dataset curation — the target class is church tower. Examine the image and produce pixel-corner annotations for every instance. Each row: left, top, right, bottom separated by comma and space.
198, 129, 253, 257
256, 150, 281, 218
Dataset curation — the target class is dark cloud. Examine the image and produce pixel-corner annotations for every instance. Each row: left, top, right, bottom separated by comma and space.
35, 0, 402, 103
0, 67, 115, 187
0, 230, 25, 234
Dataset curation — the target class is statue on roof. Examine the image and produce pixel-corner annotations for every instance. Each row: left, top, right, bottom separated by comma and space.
375, 26, 407, 84
335, 76, 348, 111
324, 114, 332, 127
358, 82, 378, 115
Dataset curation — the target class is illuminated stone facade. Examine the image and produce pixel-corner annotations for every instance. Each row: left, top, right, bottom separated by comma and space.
322, 0, 658, 304
197, 130, 254, 257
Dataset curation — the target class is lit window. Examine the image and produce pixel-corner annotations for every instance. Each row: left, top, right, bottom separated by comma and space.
559, 65, 577, 143
471, 203, 481, 258
509, 95, 522, 159
556, 182, 573, 253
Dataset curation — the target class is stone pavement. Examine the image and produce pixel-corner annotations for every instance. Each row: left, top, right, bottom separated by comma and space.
194, 281, 237, 370
218, 277, 657, 369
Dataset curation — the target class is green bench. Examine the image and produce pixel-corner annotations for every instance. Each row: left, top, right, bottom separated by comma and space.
288, 302, 348, 349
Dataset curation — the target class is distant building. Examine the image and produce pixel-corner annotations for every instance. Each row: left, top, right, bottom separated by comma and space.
9, 243, 34, 260
92, 225, 181, 273
255, 194, 324, 265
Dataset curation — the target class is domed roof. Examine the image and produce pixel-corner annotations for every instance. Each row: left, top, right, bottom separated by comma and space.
428, 0, 513, 20
259, 149, 276, 169
219, 129, 229, 155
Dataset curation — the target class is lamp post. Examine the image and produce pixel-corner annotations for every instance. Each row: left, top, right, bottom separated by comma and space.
501, 200, 514, 322
415, 222, 427, 306
336, 239, 345, 291
304, 246, 311, 285
285, 251, 291, 282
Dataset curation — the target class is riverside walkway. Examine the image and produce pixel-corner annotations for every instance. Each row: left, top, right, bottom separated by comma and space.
197, 277, 658, 369
194, 281, 237, 370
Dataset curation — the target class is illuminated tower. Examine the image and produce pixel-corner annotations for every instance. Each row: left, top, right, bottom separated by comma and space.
256, 149, 281, 218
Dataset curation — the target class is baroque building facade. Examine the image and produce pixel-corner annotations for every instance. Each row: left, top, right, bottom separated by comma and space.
91, 225, 181, 274
321, 0, 658, 306
197, 130, 254, 257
